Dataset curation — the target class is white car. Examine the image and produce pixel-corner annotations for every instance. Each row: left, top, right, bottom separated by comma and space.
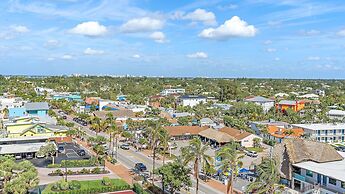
36, 153, 45, 158
15, 154, 22, 160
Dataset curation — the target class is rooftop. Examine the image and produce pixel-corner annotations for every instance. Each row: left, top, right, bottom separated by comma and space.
179, 95, 206, 99
0, 142, 47, 154
24, 102, 49, 111
293, 152, 345, 181
292, 123, 345, 130
244, 96, 274, 103
164, 126, 208, 137
199, 128, 234, 143
219, 127, 252, 140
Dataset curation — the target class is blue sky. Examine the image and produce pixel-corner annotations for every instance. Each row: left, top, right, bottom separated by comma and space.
1, 0, 345, 78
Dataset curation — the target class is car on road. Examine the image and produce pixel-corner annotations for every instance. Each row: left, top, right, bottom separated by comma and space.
246, 150, 258, 157
120, 143, 130, 150
77, 149, 86, 156
15, 154, 22, 160
134, 163, 147, 172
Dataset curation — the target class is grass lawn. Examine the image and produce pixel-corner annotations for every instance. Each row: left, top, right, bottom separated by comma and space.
247, 147, 264, 152
42, 178, 129, 194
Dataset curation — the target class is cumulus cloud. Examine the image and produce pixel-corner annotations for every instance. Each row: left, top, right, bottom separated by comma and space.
149, 31, 166, 43
337, 29, 345, 37
183, 9, 217, 26
84, 48, 104, 55
10, 25, 30, 33
199, 16, 257, 40
61, 54, 73, 60
45, 39, 60, 48
132, 54, 141, 58
266, 48, 276, 53
187, 52, 208, 59
300, 29, 320, 36
307, 56, 321, 61
69, 21, 107, 37
121, 17, 164, 33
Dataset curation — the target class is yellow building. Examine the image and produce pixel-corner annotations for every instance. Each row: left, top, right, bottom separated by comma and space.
3, 117, 68, 138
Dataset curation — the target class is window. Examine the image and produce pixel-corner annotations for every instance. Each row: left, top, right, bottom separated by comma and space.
334, 130, 336, 135
306, 170, 313, 177
328, 177, 337, 185
341, 181, 345, 189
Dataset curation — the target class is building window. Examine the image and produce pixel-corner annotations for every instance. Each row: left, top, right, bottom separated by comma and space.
306, 170, 313, 177
328, 177, 337, 185
341, 181, 345, 189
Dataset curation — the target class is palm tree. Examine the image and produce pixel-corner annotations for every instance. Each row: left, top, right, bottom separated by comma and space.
181, 137, 213, 194
158, 129, 170, 165
216, 141, 243, 194
109, 122, 123, 159
246, 157, 284, 193
146, 122, 162, 185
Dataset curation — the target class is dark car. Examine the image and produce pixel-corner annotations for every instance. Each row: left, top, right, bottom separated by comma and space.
62, 115, 67, 119
134, 163, 147, 172
58, 146, 65, 153
77, 149, 86, 156
120, 143, 130, 150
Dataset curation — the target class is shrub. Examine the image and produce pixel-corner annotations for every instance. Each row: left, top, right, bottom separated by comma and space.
91, 167, 101, 174
133, 183, 149, 194
79, 168, 90, 174
69, 180, 81, 190
102, 177, 112, 186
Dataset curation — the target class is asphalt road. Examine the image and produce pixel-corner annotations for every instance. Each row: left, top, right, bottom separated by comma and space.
58, 110, 225, 194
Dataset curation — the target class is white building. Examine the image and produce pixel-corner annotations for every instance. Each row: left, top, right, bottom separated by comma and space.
0, 96, 26, 111
160, 88, 185, 96
178, 95, 207, 107
244, 96, 275, 113
298, 93, 319, 100
292, 151, 345, 194
327, 110, 345, 121
293, 123, 345, 143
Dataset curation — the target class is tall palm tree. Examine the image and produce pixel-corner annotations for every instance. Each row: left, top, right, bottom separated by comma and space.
246, 157, 284, 193
146, 122, 162, 185
182, 137, 213, 194
109, 122, 122, 159
158, 129, 170, 165
216, 141, 243, 194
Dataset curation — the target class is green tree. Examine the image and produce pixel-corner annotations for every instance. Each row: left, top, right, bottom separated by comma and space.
216, 141, 243, 194
158, 129, 171, 165
181, 137, 213, 194
246, 157, 284, 193
37, 142, 57, 164
253, 138, 262, 148
157, 161, 192, 194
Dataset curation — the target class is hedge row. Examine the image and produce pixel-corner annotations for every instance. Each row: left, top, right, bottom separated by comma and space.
47, 157, 101, 168
44, 185, 130, 194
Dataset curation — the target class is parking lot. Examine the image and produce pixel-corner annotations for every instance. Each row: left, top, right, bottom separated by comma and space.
27, 142, 91, 167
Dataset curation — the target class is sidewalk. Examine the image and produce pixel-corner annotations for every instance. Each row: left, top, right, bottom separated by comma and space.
76, 139, 135, 185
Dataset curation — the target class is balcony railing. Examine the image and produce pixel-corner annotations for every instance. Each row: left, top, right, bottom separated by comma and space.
293, 173, 306, 182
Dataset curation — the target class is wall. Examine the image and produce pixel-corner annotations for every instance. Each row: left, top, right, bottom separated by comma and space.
9, 107, 26, 117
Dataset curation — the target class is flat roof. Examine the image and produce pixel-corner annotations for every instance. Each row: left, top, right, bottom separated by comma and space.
0, 142, 46, 154
293, 152, 345, 181
292, 123, 345, 130
0, 136, 49, 142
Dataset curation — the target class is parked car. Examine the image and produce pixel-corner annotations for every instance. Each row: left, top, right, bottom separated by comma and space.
246, 150, 258, 157
134, 163, 147, 172
15, 154, 22, 160
36, 153, 45, 158
336, 146, 345, 152
77, 149, 86, 156
120, 143, 130, 150
58, 146, 65, 153
26, 153, 33, 159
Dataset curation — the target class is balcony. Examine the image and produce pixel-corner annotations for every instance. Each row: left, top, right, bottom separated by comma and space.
293, 173, 306, 182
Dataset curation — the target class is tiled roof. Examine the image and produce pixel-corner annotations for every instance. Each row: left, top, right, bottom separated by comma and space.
267, 125, 304, 139
219, 127, 252, 140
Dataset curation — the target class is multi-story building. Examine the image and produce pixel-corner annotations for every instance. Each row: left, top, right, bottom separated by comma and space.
276, 100, 305, 112
293, 123, 345, 143
244, 96, 275, 113
177, 95, 207, 107
160, 88, 185, 96
274, 138, 345, 194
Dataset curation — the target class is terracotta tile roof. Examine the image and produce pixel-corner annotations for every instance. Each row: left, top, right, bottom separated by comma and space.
267, 125, 304, 139
164, 126, 208, 137
219, 127, 252, 140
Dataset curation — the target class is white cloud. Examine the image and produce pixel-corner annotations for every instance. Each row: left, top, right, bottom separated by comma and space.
263, 40, 272, 45
61, 54, 73, 60
84, 48, 104, 55
266, 48, 276, 53
300, 29, 320, 36
47, 57, 55, 61
121, 17, 164, 33
218, 4, 238, 11
69, 21, 107, 37
337, 29, 345, 37
10, 25, 29, 33
199, 16, 257, 40
274, 57, 280, 61
45, 39, 60, 48
307, 56, 321, 61
183, 9, 217, 26
132, 54, 141, 58
149, 31, 166, 43
187, 52, 208, 59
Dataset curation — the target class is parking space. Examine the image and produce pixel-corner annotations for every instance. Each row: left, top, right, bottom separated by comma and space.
55, 142, 90, 163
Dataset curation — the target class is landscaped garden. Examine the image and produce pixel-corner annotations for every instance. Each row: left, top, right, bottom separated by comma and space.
42, 177, 130, 194
48, 167, 109, 176
47, 157, 103, 168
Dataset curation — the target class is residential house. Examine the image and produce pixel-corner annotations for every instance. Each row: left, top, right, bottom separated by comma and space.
327, 110, 345, 121
200, 118, 215, 127
298, 94, 319, 100
211, 103, 233, 110
160, 88, 185, 96
274, 139, 345, 194
315, 89, 326, 97
244, 96, 275, 113
276, 100, 305, 112
292, 123, 345, 143
24, 102, 49, 116
265, 125, 304, 143
199, 128, 233, 146
250, 120, 289, 135
177, 95, 207, 107
52, 93, 82, 102
219, 127, 262, 147
164, 126, 208, 140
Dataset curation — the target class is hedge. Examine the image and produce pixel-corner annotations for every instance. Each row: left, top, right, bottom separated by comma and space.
133, 183, 150, 194
47, 157, 101, 168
